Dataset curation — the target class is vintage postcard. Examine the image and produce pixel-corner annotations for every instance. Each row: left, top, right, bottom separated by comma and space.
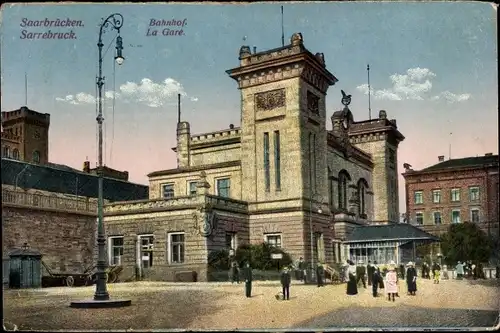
1, 1, 499, 331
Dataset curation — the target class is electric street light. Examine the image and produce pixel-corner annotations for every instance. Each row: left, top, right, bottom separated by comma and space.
70, 13, 130, 308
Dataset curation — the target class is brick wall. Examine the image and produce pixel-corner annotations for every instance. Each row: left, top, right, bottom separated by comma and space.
2, 206, 96, 274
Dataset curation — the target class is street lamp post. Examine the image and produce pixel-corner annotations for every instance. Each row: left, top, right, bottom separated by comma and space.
70, 13, 129, 308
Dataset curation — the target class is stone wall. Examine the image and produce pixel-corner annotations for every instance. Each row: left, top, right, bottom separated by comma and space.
2, 206, 96, 274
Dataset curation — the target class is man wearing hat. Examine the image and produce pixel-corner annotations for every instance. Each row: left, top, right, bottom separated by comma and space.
280, 266, 292, 300
406, 261, 417, 296
356, 260, 367, 288
243, 261, 253, 298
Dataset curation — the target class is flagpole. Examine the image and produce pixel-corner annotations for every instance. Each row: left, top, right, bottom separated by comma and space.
281, 6, 285, 47
367, 64, 371, 120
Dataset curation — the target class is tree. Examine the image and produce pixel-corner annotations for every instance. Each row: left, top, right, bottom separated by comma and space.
440, 222, 493, 265
235, 243, 293, 270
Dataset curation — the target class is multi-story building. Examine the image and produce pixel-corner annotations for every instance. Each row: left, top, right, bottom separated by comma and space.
402, 154, 499, 239
100, 32, 440, 282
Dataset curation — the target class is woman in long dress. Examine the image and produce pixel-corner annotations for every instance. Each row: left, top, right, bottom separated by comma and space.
385, 262, 398, 302
346, 260, 358, 295
406, 262, 417, 296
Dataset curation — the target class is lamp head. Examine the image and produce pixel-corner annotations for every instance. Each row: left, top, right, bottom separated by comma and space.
115, 35, 124, 65
115, 56, 124, 65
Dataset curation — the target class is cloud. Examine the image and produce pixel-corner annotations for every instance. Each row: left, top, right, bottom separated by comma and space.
356, 67, 470, 103
56, 78, 198, 108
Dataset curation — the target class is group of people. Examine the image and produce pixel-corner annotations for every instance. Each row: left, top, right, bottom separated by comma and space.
345, 260, 418, 301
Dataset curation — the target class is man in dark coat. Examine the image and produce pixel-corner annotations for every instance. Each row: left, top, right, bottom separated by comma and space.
367, 261, 373, 286
243, 262, 253, 298
280, 266, 291, 300
399, 263, 405, 280
316, 263, 324, 287
356, 260, 367, 288
374, 261, 384, 289
230, 260, 240, 284
406, 262, 417, 295
297, 257, 306, 282
372, 265, 381, 297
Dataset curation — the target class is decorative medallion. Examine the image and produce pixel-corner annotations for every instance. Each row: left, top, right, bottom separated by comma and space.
255, 89, 286, 111
192, 203, 218, 238
307, 91, 320, 115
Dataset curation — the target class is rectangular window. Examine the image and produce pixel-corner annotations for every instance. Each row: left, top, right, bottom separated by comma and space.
450, 188, 461, 202
432, 190, 441, 204
274, 130, 281, 190
451, 210, 461, 224
216, 178, 231, 198
265, 234, 282, 248
469, 187, 480, 202
433, 212, 442, 225
108, 236, 124, 265
168, 232, 185, 264
163, 184, 175, 199
470, 209, 480, 223
414, 191, 423, 204
225, 232, 237, 250
188, 181, 197, 196
415, 212, 424, 225
264, 132, 270, 191
138, 235, 154, 268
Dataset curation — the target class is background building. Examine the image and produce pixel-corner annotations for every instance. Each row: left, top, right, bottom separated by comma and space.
402, 154, 499, 239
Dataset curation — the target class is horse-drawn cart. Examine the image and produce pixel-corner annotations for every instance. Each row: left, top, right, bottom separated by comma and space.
41, 261, 123, 287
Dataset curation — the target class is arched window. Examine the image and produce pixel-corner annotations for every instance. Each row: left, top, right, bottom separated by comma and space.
3, 146, 11, 158
12, 148, 19, 160
337, 170, 351, 210
357, 178, 369, 217
32, 150, 41, 164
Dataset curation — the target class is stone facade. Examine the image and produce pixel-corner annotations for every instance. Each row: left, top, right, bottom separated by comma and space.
403, 156, 499, 238
103, 32, 405, 280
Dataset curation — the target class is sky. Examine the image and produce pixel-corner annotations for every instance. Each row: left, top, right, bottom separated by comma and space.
1, 2, 498, 215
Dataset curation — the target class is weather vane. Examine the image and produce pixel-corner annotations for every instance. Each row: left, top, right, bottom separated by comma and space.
341, 90, 352, 107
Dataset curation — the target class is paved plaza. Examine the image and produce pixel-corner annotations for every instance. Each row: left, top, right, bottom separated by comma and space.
3, 278, 499, 330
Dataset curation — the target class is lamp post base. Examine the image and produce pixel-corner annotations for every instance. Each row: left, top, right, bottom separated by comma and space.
70, 299, 132, 309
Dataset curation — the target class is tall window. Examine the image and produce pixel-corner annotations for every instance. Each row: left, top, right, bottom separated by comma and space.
432, 190, 441, 203
433, 212, 442, 225
469, 187, 480, 202
265, 234, 282, 248
451, 210, 461, 224
263, 132, 270, 191
415, 212, 424, 225
188, 181, 197, 196
12, 148, 19, 160
163, 184, 175, 199
2, 146, 11, 158
309, 133, 317, 192
32, 150, 40, 163
450, 188, 461, 202
414, 191, 423, 204
168, 232, 185, 264
216, 178, 231, 198
108, 236, 124, 265
225, 232, 237, 250
470, 208, 480, 223
138, 235, 154, 268
357, 179, 368, 217
274, 130, 281, 190
338, 171, 350, 210
328, 169, 334, 209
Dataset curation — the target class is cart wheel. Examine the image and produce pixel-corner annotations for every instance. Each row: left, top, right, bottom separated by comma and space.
66, 276, 75, 287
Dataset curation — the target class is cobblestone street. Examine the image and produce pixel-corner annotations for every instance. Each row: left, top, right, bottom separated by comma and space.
3, 278, 499, 330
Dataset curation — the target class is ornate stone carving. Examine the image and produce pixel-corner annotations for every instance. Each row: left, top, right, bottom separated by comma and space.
192, 203, 218, 238
239, 45, 251, 59
307, 91, 320, 114
255, 89, 286, 111
291, 32, 303, 46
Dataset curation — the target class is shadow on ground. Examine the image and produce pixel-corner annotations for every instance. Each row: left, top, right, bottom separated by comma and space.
3, 288, 226, 330
296, 305, 500, 328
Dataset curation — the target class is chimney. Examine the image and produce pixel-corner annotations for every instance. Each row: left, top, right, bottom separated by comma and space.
485, 153, 493, 156
438, 155, 445, 162
253, 46, 257, 54
83, 161, 90, 173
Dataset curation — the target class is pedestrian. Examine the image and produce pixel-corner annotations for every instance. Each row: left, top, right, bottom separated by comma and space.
367, 260, 373, 286
406, 261, 417, 296
356, 260, 367, 288
385, 262, 398, 302
375, 261, 384, 290
316, 263, 324, 287
297, 257, 306, 282
230, 260, 240, 284
342, 260, 349, 283
455, 261, 464, 280
372, 265, 381, 297
432, 262, 441, 284
399, 263, 405, 280
280, 266, 291, 300
243, 262, 253, 298
346, 260, 358, 295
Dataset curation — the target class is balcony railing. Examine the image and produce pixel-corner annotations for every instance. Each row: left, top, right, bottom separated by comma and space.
2, 189, 97, 214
